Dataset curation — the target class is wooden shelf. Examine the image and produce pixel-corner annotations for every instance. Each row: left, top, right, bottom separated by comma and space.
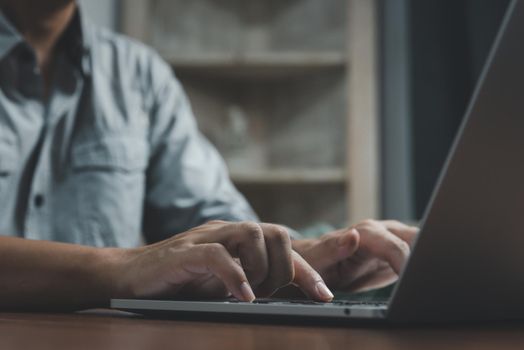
162, 52, 347, 79
119, 0, 380, 228
230, 168, 346, 185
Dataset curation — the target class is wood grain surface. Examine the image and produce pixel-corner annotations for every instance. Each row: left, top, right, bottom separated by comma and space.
1, 311, 524, 350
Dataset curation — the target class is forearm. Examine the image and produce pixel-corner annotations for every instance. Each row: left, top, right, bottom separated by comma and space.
0, 236, 120, 311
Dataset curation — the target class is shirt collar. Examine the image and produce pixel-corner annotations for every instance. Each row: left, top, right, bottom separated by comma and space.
56, 5, 93, 77
0, 9, 23, 61
0, 4, 93, 76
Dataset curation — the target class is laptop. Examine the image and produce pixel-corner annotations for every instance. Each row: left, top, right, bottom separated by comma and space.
111, 0, 524, 323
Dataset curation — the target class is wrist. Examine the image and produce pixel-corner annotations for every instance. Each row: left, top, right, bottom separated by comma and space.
91, 247, 133, 301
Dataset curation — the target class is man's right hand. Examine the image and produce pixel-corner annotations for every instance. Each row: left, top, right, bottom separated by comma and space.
110, 221, 334, 302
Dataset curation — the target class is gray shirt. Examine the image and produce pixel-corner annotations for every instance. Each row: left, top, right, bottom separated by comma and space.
0, 8, 257, 247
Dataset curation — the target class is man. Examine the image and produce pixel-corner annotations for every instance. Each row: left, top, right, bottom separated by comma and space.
0, 0, 418, 310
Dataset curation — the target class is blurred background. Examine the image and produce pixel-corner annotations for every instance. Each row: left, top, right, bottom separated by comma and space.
80, 0, 510, 234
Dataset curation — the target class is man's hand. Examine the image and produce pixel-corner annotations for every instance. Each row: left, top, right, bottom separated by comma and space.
0, 219, 416, 311
112, 220, 334, 302
292, 220, 419, 293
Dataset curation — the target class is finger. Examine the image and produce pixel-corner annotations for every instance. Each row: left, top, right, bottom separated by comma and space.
229, 222, 269, 288
346, 264, 398, 293
205, 220, 228, 225
190, 243, 255, 302
255, 223, 294, 297
312, 228, 360, 270
333, 256, 378, 287
178, 275, 230, 299
358, 226, 410, 275
291, 251, 333, 302
381, 220, 419, 246
192, 221, 269, 289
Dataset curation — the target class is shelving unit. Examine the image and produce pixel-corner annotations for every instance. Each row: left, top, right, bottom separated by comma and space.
163, 52, 347, 67
230, 168, 346, 185
164, 52, 346, 80
120, 0, 380, 231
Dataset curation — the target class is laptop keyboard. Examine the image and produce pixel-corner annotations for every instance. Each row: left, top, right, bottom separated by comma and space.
225, 299, 388, 307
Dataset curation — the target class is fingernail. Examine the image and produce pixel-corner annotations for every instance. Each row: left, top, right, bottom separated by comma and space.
240, 281, 256, 302
315, 281, 334, 301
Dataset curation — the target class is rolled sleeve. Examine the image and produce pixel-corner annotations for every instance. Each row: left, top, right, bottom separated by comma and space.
142, 65, 257, 243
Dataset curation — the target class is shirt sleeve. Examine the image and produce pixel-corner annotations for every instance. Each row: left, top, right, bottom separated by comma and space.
142, 64, 258, 243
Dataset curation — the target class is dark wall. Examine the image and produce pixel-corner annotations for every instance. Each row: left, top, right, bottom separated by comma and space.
409, 0, 510, 217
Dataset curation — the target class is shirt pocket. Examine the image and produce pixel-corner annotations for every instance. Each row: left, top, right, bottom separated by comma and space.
70, 136, 148, 247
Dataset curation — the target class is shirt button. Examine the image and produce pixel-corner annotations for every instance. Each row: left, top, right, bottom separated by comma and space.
34, 194, 45, 208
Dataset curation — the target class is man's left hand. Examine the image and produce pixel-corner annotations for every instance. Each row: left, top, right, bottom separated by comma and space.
292, 220, 419, 293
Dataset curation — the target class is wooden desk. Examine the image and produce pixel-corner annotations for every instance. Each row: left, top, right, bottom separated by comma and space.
1, 311, 524, 350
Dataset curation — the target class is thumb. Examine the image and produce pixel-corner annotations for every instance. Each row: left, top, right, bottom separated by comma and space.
313, 228, 360, 270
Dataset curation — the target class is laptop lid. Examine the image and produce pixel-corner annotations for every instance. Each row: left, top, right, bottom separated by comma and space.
387, 0, 524, 323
